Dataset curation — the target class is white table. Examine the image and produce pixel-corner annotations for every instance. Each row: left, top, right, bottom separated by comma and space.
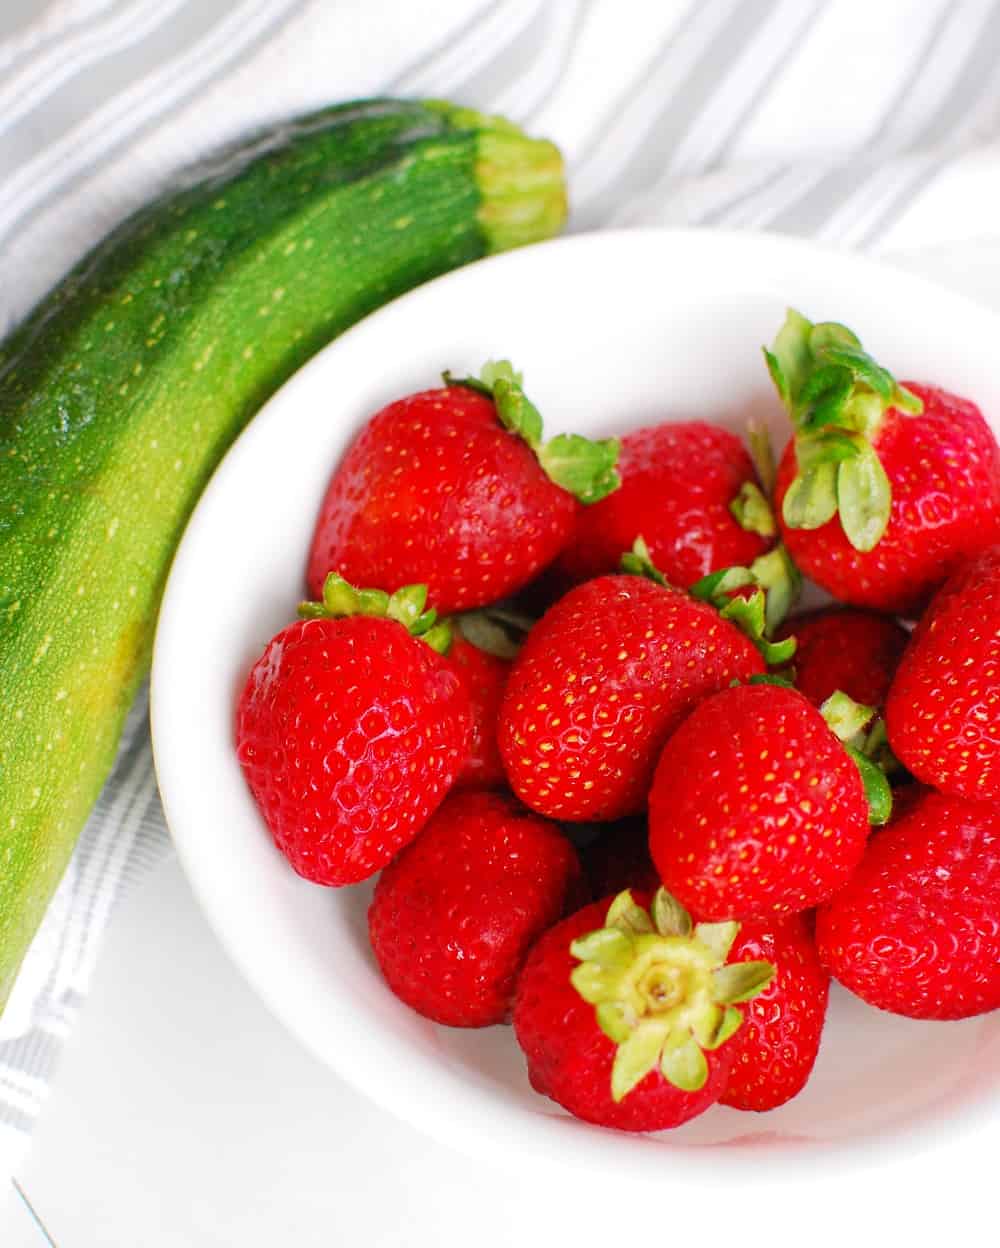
4, 239, 1000, 1247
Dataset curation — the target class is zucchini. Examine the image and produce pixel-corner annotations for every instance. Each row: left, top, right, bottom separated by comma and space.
0, 99, 566, 1007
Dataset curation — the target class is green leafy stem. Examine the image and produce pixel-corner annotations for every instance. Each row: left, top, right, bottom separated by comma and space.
570, 888, 773, 1101
444, 360, 621, 504
299, 572, 451, 653
764, 309, 922, 552
819, 690, 894, 825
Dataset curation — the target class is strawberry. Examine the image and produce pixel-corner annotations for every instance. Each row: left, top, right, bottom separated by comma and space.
512, 888, 773, 1131
719, 913, 830, 1112
236, 576, 470, 886
649, 683, 870, 921
816, 789, 1000, 1019
886, 545, 1000, 800
579, 816, 660, 898
306, 362, 619, 614
368, 791, 581, 1027
447, 631, 510, 791
775, 607, 909, 708
554, 420, 774, 590
497, 546, 769, 823
767, 310, 1000, 615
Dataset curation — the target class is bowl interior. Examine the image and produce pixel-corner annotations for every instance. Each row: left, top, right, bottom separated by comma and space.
152, 229, 1000, 1177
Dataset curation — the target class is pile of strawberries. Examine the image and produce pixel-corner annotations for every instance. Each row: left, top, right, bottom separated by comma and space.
236, 311, 1000, 1133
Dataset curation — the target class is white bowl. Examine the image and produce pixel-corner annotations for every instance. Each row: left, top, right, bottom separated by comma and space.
151, 229, 1000, 1181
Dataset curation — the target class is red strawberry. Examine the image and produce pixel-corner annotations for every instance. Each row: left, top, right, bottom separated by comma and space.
306, 362, 619, 614
554, 421, 774, 586
554, 421, 774, 589
513, 888, 773, 1131
236, 577, 470, 886
767, 311, 1000, 615
649, 684, 869, 921
447, 631, 510, 791
368, 791, 581, 1027
775, 607, 909, 708
720, 913, 830, 1112
886, 545, 1000, 801
579, 816, 659, 898
816, 789, 1000, 1019
497, 553, 766, 823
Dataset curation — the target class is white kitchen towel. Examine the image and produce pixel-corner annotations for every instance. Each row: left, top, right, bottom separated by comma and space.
3, 0, 1000, 1173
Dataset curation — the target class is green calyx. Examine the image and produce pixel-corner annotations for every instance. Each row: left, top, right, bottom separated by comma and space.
618, 538, 801, 663
570, 889, 773, 1102
765, 309, 921, 553
425, 103, 568, 253
731, 418, 779, 538
730, 480, 777, 538
299, 573, 451, 654
455, 605, 535, 660
819, 690, 894, 825
689, 545, 802, 665
444, 360, 621, 504
618, 535, 668, 586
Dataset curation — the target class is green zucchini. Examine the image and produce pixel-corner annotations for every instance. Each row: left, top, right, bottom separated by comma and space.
0, 99, 566, 1007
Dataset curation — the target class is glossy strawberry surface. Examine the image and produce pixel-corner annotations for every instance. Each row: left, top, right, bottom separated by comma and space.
776, 608, 909, 709
816, 789, 1000, 1019
720, 914, 829, 1112
649, 684, 868, 920
886, 545, 1000, 801
369, 791, 580, 1027
512, 897, 733, 1131
447, 633, 509, 790
306, 387, 578, 613
498, 575, 764, 822
555, 421, 771, 589
776, 384, 1000, 615
236, 615, 470, 885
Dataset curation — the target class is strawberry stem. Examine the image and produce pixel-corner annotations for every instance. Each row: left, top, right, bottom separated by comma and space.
570, 888, 773, 1102
764, 309, 921, 552
299, 573, 451, 652
819, 691, 893, 825
445, 360, 621, 504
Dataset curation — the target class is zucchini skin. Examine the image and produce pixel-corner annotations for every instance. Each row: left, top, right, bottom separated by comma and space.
0, 99, 566, 1006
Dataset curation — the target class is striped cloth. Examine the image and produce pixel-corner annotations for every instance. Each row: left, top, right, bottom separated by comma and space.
2, 0, 1000, 1172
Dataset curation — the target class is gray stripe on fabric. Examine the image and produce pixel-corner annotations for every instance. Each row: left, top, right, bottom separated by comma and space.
522, 0, 589, 122
764, 0, 993, 237
571, 0, 705, 171
700, 161, 795, 225
765, 151, 889, 235
0, 0, 301, 249
0, 0, 257, 170
436, 0, 555, 107
915, 0, 1000, 147
0, 1029, 61, 1091
33, 698, 155, 1007
862, 0, 959, 150
64, 749, 157, 988
708, 0, 825, 166
575, 0, 779, 229
854, 146, 960, 248
610, 0, 823, 230
0, 0, 59, 48
385, 0, 506, 91
118, 786, 172, 892
0, 1102, 35, 1137
820, 0, 1000, 246
0, 0, 193, 141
